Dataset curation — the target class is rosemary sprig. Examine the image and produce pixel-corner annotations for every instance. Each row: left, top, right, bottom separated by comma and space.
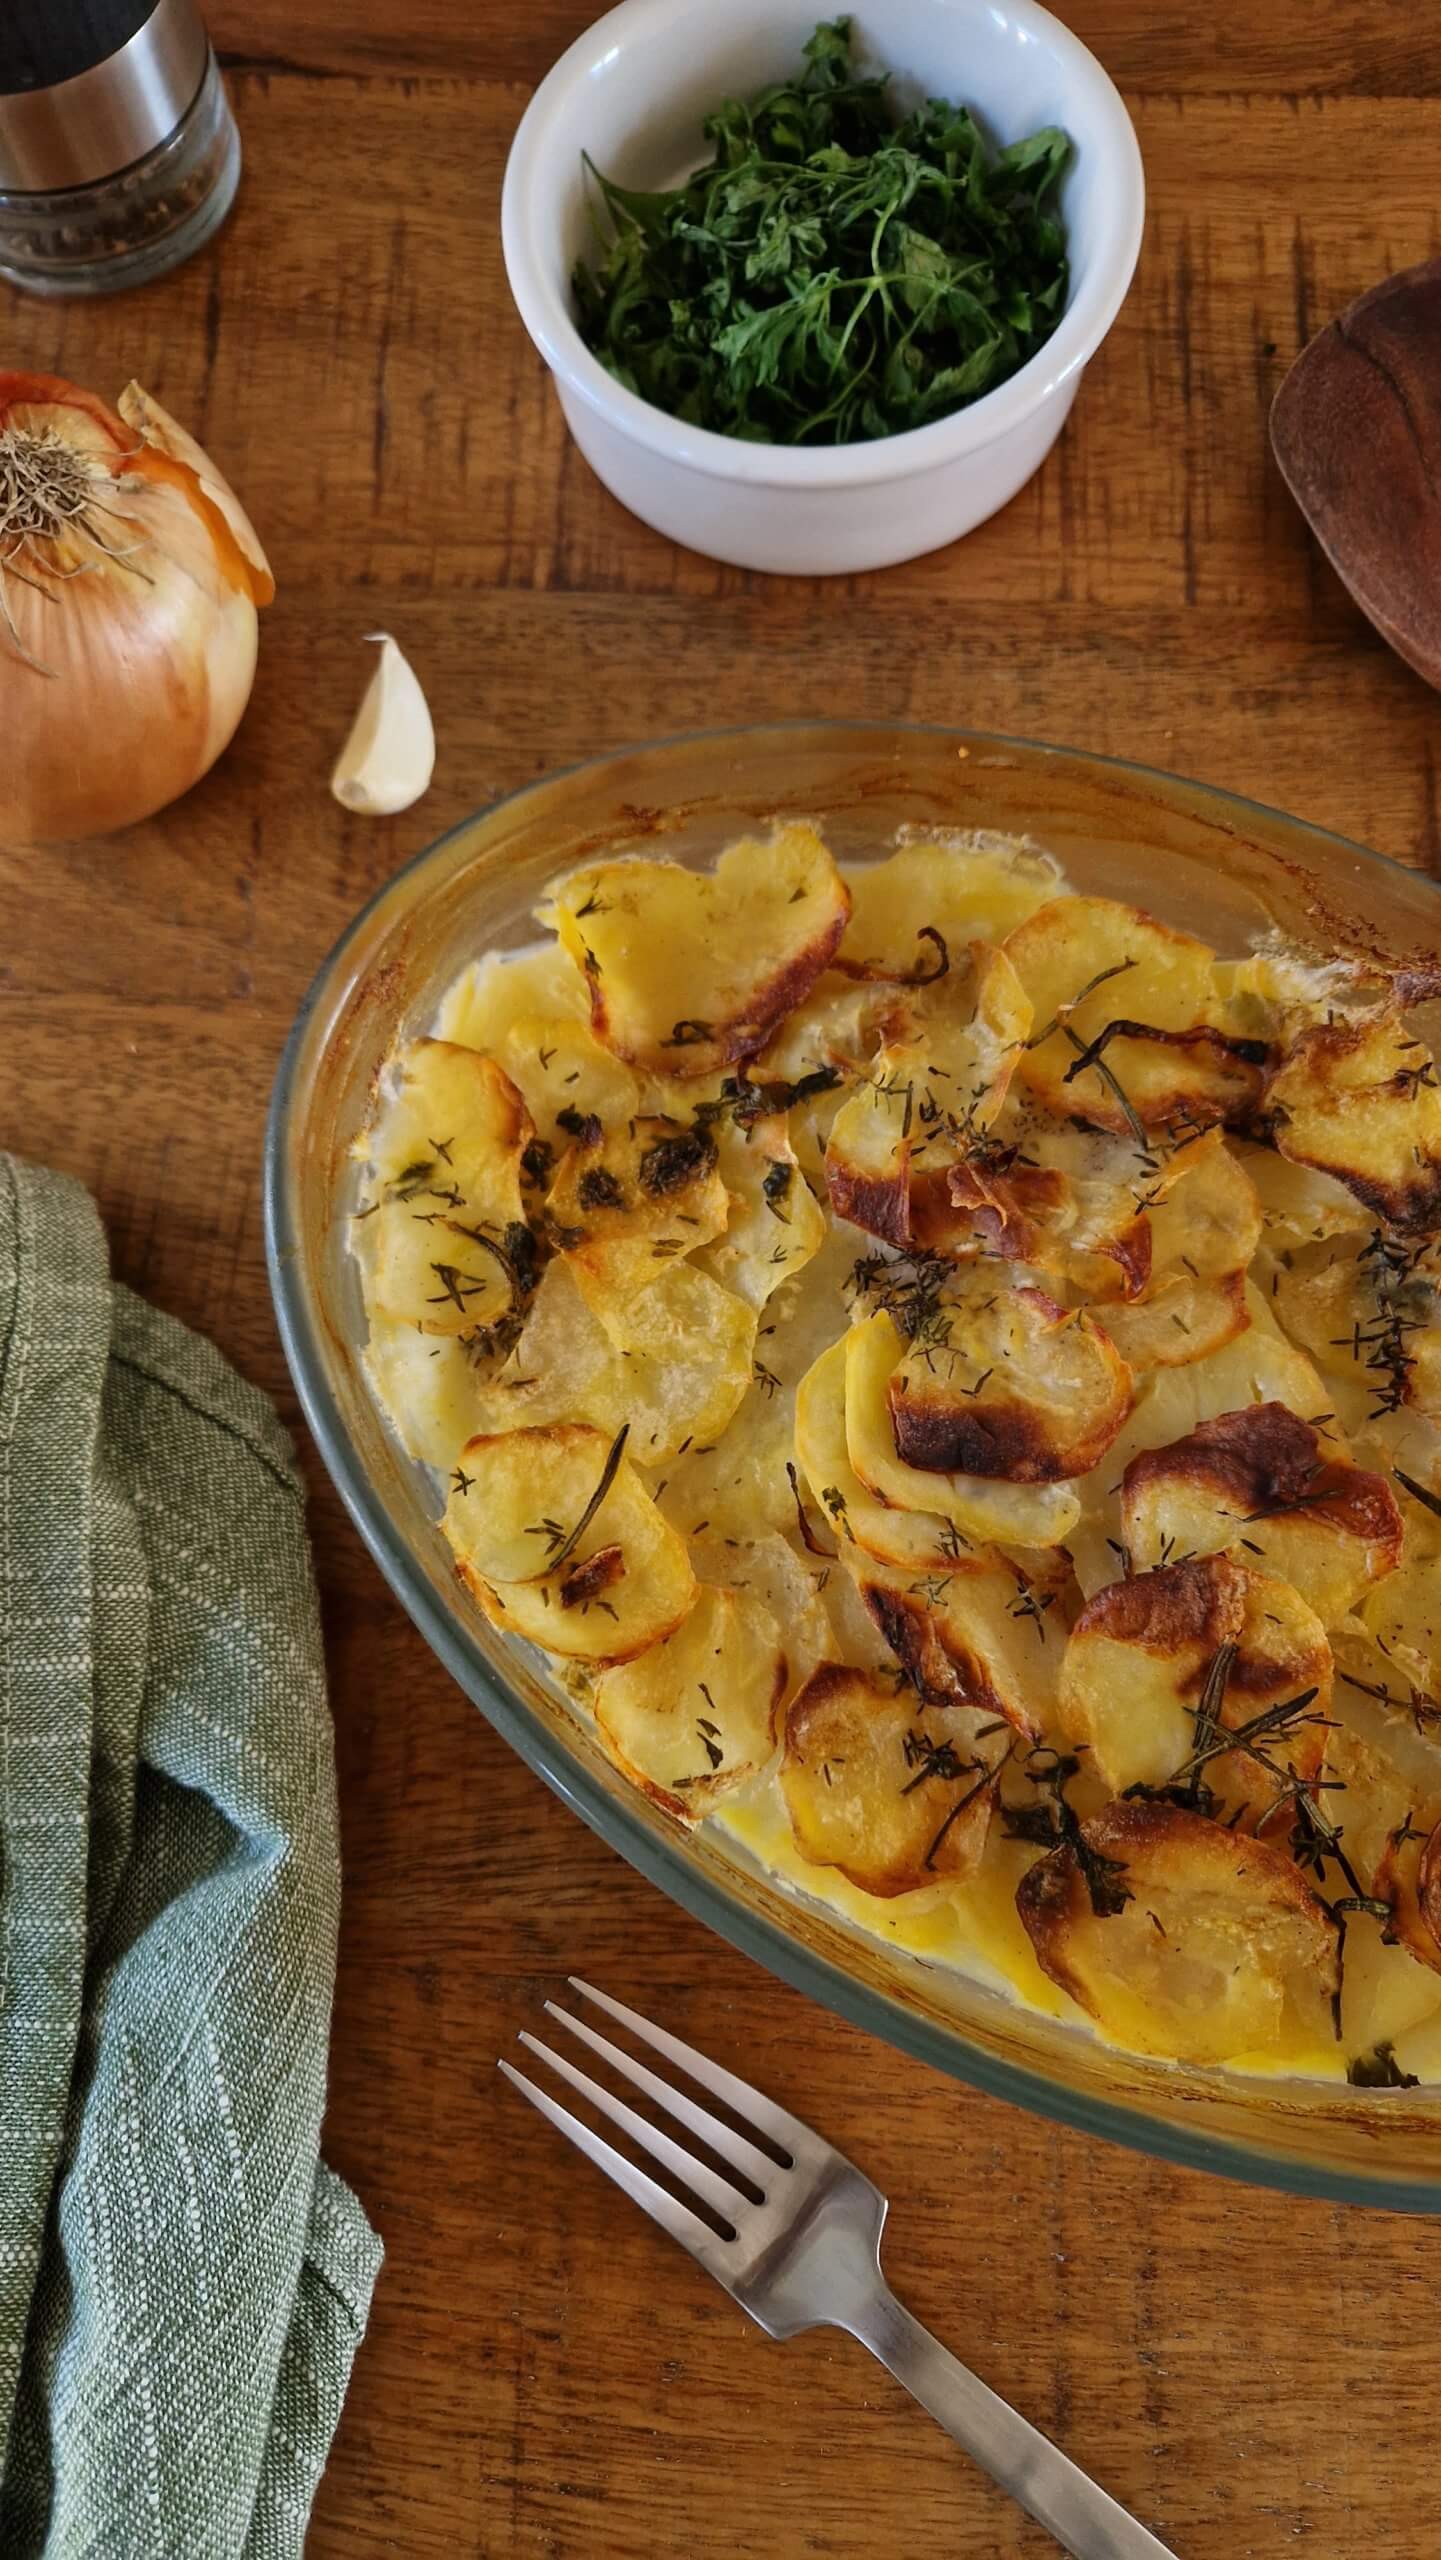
529, 1424, 630, 1575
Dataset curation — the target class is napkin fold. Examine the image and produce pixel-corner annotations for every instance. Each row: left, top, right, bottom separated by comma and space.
0, 1156, 381, 2558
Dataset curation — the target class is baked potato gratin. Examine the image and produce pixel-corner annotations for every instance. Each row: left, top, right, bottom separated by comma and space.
351, 822, 1441, 2083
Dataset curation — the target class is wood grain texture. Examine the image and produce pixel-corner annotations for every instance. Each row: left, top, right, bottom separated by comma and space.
3, 6, 1440, 2553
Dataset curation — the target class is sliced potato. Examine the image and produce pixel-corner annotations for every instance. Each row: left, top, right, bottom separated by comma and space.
1121, 1402, 1403, 1622
837, 832, 1063, 977
1266, 1008, 1441, 1235
889, 1283, 1132, 1483
1378, 1815, 1441, 1979
545, 825, 851, 1079
362, 1318, 497, 1470
824, 943, 1030, 1245
445, 1422, 695, 1661
1272, 1231, 1441, 1435
594, 1583, 787, 1819
435, 942, 590, 1048
748, 970, 907, 1088
851, 1550, 1069, 1742
1016, 1799, 1338, 2061
1058, 1553, 1332, 1822
1004, 896, 1268, 1135
1100, 1270, 1250, 1372
1146, 1127, 1262, 1280
701, 1112, 826, 1309
357, 1041, 536, 1338
498, 1013, 641, 1153
846, 1311, 1082, 1550
546, 1112, 729, 1304
917, 1117, 1155, 1302
690, 1531, 836, 1697
781, 1665, 1001, 1898
1233, 1140, 1369, 1249
795, 1335, 959, 1568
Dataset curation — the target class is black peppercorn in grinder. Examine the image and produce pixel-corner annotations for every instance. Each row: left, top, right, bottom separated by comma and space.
0, 0, 240, 296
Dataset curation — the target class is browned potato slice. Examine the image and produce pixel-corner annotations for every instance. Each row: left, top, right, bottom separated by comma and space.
358, 1040, 535, 1337
445, 1422, 696, 1661
889, 1285, 1132, 1483
1058, 1553, 1331, 1822
1004, 896, 1268, 1135
546, 1112, 729, 1303
915, 1121, 1155, 1303
1099, 1270, 1250, 1372
702, 1112, 826, 1309
545, 825, 851, 1079
594, 1583, 787, 1819
1121, 1402, 1403, 1622
794, 1336, 959, 1570
846, 1311, 1082, 1549
824, 943, 1030, 1245
749, 971, 908, 1088
850, 1550, 1069, 1741
836, 833, 1063, 977
498, 1013, 641, 1152
1377, 1816, 1441, 1979
1016, 1800, 1339, 2060
1266, 1008, 1441, 1235
781, 1666, 1001, 1897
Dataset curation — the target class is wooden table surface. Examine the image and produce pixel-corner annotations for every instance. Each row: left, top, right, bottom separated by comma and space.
6, 5, 1441, 2553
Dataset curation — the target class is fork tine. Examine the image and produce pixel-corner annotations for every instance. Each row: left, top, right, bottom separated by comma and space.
498, 2061, 734, 2273
568, 1977, 815, 2155
544, 2001, 778, 2189
517, 2032, 745, 2219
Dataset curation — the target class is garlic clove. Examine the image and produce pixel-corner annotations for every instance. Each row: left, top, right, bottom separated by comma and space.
331, 632, 435, 816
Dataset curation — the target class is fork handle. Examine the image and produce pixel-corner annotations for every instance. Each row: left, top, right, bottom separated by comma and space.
844, 2286, 1179, 2560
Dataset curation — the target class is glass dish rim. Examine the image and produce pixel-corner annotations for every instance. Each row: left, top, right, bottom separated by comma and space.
264, 717, 1441, 2215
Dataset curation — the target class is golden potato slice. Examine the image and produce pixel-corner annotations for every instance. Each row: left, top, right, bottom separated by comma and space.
1099, 1270, 1250, 1373
1272, 1231, 1441, 1436
1016, 1800, 1338, 2061
835, 832, 1063, 978
593, 1583, 787, 1819
498, 1013, 642, 1155
1233, 1141, 1369, 1249
701, 1112, 826, 1310
753, 970, 910, 1086
795, 1336, 959, 1568
1266, 1009, 1441, 1235
445, 1422, 696, 1661
850, 1550, 1069, 1742
545, 824, 851, 1079
781, 1666, 1002, 1898
478, 1257, 755, 1466
1004, 896, 1268, 1136
546, 1112, 729, 1304
824, 943, 1031, 1247
916, 1119, 1156, 1303
689, 1530, 835, 1698
1357, 1548, 1441, 1703
362, 1318, 494, 1470
435, 942, 590, 1048
1121, 1402, 1403, 1622
1147, 1128, 1262, 1279
1058, 1553, 1332, 1823
357, 1041, 536, 1338
1377, 1815, 1441, 1980
845, 1310, 1081, 1549
889, 1282, 1131, 1484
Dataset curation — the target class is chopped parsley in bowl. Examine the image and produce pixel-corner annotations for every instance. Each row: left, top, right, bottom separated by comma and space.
572, 18, 1071, 448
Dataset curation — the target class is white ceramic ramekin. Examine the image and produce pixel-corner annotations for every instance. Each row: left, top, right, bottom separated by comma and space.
502, 0, 1144, 575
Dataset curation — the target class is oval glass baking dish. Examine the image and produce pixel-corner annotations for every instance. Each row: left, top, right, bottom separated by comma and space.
265, 722, 1441, 2211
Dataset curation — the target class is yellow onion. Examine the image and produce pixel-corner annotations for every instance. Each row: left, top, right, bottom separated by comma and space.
0, 371, 273, 844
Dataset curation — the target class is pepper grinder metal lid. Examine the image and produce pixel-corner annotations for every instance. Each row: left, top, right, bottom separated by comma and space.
0, 0, 239, 296
0, 0, 211, 191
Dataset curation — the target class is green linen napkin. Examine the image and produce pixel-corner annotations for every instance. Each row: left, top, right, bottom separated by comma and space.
0, 1155, 382, 2558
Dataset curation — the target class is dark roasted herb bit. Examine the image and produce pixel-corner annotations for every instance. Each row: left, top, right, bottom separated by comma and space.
577, 1167, 627, 1212
520, 1136, 555, 1189
638, 1127, 718, 1195
573, 18, 1070, 449
1348, 2040, 1420, 2090
662, 1019, 714, 1049
555, 1105, 603, 1147
762, 1159, 795, 1219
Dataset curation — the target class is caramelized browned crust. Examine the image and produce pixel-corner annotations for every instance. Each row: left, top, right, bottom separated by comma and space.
860, 1580, 1011, 1722
932, 1161, 1068, 1260
825, 1156, 912, 1249
1122, 1402, 1403, 1557
589, 907, 851, 1079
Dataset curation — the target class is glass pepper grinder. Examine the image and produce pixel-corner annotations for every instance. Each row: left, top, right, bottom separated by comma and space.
0, 0, 240, 297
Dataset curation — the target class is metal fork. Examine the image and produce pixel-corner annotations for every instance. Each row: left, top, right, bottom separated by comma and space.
502, 1980, 1179, 2560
